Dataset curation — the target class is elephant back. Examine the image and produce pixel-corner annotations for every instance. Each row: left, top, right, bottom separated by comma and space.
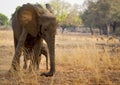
17, 3, 39, 37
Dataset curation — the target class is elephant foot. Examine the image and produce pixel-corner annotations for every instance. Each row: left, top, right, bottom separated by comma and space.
8, 64, 20, 76
8, 67, 20, 77
40, 71, 54, 77
10, 64, 20, 71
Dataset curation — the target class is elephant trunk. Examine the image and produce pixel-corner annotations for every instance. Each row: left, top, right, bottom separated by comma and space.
46, 35, 55, 74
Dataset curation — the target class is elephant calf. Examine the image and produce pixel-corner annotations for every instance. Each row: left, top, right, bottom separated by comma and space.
23, 43, 48, 70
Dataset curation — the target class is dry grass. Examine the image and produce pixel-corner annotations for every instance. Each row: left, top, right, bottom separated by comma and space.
0, 30, 120, 85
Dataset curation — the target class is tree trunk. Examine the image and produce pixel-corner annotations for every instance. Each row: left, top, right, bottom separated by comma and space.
98, 27, 102, 35
102, 25, 107, 35
112, 22, 116, 33
61, 27, 65, 34
106, 24, 110, 37
89, 26, 94, 35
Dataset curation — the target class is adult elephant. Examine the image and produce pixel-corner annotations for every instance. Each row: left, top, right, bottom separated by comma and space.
9, 3, 57, 77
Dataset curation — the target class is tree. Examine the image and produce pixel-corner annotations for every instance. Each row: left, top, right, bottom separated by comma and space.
109, 0, 120, 33
50, 0, 71, 24
81, 1, 97, 35
66, 4, 82, 27
0, 13, 8, 26
81, 0, 120, 36
50, 0, 82, 33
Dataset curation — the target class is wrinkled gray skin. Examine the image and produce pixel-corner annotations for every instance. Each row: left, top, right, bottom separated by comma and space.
9, 3, 57, 77
23, 43, 48, 70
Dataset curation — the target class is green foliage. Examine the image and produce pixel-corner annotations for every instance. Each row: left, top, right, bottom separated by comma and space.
50, 0, 70, 22
65, 5, 82, 27
50, 0, 82, 27
81, 0, 120, 28
109, 0, 120, 22
0, 13, 8, 25
80, 0, 120, 35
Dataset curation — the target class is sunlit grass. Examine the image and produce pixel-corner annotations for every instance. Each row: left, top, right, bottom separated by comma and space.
55, 34, 120, 85
0, 30, 120, 85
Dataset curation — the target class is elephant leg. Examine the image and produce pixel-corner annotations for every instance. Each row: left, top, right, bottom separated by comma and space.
41, 49, 48, 70
23, 51, 28, 69
33, 39, 42, 70
29, 60, 33, 72
23, 48, 31, 69
23, 48, 27, 69
36, 54, 41, 70
9, 29, 27, 72
13, 35, 18, 50
46, 55, 48, 70
23, 59, 27, 69
41, 36, 55, 77
44, 49, 48, 70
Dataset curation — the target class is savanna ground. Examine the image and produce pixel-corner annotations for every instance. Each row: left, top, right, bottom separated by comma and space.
0, 30, 120, 85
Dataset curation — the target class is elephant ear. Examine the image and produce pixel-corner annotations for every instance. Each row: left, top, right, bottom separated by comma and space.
17, 3, 39, 37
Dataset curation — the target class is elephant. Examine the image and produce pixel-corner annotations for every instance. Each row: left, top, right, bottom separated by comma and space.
23, 42, 48, 70
9, 3, 57, 77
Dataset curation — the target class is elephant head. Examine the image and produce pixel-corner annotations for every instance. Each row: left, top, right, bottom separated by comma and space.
38, 13, 57, 76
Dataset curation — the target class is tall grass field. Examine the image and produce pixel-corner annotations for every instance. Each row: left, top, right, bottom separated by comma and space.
0, 30, 120, 85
